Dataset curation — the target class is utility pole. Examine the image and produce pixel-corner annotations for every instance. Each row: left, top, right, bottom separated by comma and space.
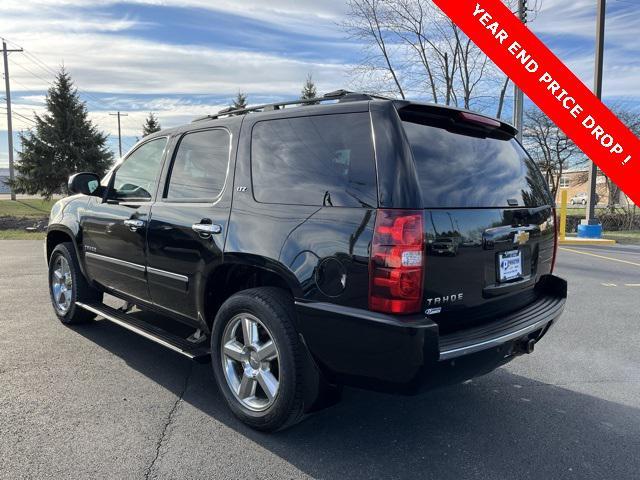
109, 111, 128, 157
2, 39, 23, 201
585, 0, 606, 227
513, 0, 527, 141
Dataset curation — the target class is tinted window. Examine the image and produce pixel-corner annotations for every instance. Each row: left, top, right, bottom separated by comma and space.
401, 120, 552, 208
166, 129, 230, 201
113, 138, 166, 201
251, 113, 376, 207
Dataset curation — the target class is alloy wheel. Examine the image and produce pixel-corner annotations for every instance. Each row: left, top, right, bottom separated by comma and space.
51, 256, 73, 314
221, 313, 280, 411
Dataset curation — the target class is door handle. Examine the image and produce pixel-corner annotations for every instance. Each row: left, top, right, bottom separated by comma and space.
192, 223, 222, 237
124, 219, 145, 232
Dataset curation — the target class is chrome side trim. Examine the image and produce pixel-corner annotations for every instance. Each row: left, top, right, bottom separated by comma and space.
439, 316, 556, 361
84, 252, 145, 272
147, 266, 189, 283
76, 302, 197, 359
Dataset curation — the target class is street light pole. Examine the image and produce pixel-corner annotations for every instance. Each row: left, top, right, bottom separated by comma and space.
585, 0, 606, 226
513, 0, 527, 141
109, 111, 128, 158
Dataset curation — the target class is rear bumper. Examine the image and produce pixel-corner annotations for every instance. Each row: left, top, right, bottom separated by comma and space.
295, 274, 567, 392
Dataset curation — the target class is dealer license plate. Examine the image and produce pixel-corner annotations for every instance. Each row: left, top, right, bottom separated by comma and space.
498, 250, 522, 282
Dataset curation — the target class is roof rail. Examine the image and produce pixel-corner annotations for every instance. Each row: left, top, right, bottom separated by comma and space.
192, 90, 387, 122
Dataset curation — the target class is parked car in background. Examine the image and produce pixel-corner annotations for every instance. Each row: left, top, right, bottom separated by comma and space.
45, 90, 566, 431
430, 237, 459, 256
570, 192, 600, 205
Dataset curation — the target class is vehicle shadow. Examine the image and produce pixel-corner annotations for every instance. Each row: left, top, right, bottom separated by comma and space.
73, 319, 640, 480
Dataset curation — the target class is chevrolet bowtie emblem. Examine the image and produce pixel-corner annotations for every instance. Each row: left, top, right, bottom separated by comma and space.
514, 230, 530, 245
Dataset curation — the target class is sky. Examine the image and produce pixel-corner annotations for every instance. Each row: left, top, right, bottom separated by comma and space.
1, 0, 638, 167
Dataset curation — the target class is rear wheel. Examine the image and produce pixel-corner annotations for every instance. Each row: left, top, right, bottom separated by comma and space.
48, 242, 102, 324
211, 287, 304, 431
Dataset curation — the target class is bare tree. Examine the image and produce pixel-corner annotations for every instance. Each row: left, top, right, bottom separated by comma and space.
343, 0, 521, 116
606, 107, 640, 210
344, 0, 406, 98
522, 107, 582, 199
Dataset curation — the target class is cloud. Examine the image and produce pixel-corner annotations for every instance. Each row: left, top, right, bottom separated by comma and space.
530, 0, 640, 100
1, 0, 638, 169
1, 1, 353, 96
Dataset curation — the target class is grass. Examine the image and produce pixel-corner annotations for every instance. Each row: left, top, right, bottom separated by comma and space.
564, 207, 627, 216
0, 199, 55, 218
566, 230, 640, 245
601, 230, 640, 245
0, 229, 47, 240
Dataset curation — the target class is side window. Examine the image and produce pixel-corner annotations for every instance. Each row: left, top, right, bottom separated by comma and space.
112, 138, 167, 201
165, 129, 230, 201
251, 113, 377, 207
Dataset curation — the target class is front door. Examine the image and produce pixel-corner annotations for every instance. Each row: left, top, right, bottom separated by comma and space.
82, 137, 168, 302
146, 128, 233, 321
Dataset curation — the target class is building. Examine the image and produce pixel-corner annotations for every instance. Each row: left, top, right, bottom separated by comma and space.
553, 168, 634, 207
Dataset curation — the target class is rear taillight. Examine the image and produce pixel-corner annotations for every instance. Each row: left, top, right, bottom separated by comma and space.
551, 207, 558, 273
369, 209, 424, 314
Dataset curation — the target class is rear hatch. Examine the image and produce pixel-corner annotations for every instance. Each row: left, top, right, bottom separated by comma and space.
399, 105, 556, 333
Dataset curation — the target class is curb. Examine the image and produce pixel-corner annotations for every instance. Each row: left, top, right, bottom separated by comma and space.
558, 237, 616, 246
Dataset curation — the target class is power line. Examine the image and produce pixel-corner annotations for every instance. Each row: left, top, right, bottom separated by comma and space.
0, 106, 36, 125
6, 42, 113, 112
8, 57, 54, 88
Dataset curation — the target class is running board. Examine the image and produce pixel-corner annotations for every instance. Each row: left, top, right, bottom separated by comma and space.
76, 302, 211, 361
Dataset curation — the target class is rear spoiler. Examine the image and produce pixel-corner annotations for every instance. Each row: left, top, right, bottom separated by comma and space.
393, 101, 517, 139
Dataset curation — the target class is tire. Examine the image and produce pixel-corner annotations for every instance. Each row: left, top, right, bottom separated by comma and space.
48, 242, 103, 324
210, 287, 304, 431
570, 200, 575, 205
582, 199, 587, 205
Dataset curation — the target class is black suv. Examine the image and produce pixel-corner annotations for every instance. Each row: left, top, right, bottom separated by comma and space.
46, 91, 566, 431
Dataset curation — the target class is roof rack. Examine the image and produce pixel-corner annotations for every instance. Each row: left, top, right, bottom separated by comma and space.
192, 90, 387, 122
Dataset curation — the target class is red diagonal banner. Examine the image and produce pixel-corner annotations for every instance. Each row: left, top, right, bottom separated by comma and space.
432, 0, 640, 206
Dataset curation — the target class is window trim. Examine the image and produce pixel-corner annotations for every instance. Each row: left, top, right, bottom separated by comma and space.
559, 176, 570, 188
161, 127, 232, 204
249, 112, 377, 208
108, 136, 170, 203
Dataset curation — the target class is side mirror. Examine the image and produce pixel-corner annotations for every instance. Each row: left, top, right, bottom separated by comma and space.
68, 172, 101, 196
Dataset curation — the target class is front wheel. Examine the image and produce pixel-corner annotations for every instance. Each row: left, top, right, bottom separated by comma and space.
48, 242, 102, 324
210, 287, 304, 431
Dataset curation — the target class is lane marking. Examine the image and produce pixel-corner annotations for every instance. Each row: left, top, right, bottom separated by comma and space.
601, 283, 617, 287
625, 284, 640, 287
560, 247, 640, 268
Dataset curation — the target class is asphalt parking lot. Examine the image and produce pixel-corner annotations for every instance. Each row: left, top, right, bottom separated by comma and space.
1, 240, 639, 480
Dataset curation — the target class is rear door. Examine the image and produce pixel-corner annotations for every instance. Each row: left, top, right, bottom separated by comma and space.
399, 107, 556, 332
146, 127, 234, 321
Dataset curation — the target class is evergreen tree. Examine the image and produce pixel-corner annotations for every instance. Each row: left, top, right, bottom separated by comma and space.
10, 69, 113, 199
142, 112, 161, 137
301, 74, 318, 104
231, 92, 248, 111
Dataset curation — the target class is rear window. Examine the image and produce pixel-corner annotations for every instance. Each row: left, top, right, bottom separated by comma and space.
251, 113, 377, 207
401, 118, 552, 208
